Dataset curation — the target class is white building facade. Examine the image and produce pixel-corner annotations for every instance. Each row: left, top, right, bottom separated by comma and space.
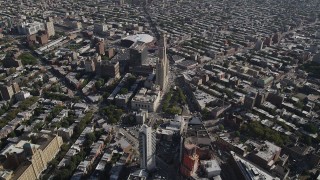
131, 87, 160, 112
18, 22, 45, 35
139, 124, 156, 171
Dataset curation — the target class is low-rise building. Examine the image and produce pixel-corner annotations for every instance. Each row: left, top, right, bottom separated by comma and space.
248, 141, 281, 170
127, 169, 148, 180
131, 87, 161, 112
115, 93, 133, 108
200, 160, 221, 179
0, 133, 63, 180
135, 109, 148, 124
15, 91, 31, 101
166, 115, 185, 134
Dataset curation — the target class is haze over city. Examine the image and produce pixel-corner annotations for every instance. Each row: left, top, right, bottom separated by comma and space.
0, 0, 320, 179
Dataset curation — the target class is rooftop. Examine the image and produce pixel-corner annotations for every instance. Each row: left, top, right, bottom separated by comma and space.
231, 151, 279, 180
200, 159, 221, 173
123, 34, 154, 44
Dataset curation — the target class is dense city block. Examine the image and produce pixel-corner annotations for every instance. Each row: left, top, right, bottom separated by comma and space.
0, 0, 320, 179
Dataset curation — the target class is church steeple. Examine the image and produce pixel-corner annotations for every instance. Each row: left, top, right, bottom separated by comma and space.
156, 33, 169, 91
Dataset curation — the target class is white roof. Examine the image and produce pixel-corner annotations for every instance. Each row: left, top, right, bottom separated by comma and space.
123, 34, 154, 43
201, 159, 221, 173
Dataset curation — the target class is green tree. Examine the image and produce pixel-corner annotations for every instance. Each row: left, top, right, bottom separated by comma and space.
34, 106, 44, 116
295, 101, 304, 109
9, 68, 16, 74
119, 88, 128, 94
19, 97, 39, 110
303, 123, 318, 134
177, 88, 187, 104
61, 144, 69, 152
85, 132, 96, 143
202, 108, 211, 119
102, 105, 123, 124
81, 79, 88, 87
241, 121, 290, 146
305, 136, 312, 145
94, 129, 103, 139
30, 89, 40, 96
167, 106, 182, 115
95, 78, 105, 89
18, 52, 38, 65
51, 85, 60, 92
223, 62, 229, 68
8, 131, 16, 138
103, 92, 110, 99
109, 117, 117, 124
0, 109, 5, 116
53, 169, 71, 180
49, 159, 59, 169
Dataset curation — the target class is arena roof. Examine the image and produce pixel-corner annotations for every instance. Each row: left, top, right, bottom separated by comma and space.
122, 34, 154, 44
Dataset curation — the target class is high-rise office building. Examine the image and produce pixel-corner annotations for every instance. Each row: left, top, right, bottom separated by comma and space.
118, 0, 125, 6
180, 137, 200, 177
244, 92, 257, 109
0, 85, 14, 101
255, 91, 266, 107
84, 58, 96, 73
97, 60, 120, 79
156, 33, 169, 91
37, 32, 49, 45
94, 23, 108, 34
46, 20, 55, 37
108, 48, 115, 59
129, 41, 148, 66
96, 41, 105, 55
11, 83, 20, 94
139, 124, 156, 171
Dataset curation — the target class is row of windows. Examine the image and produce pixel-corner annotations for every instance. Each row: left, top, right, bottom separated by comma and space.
135, 103, 151, 108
